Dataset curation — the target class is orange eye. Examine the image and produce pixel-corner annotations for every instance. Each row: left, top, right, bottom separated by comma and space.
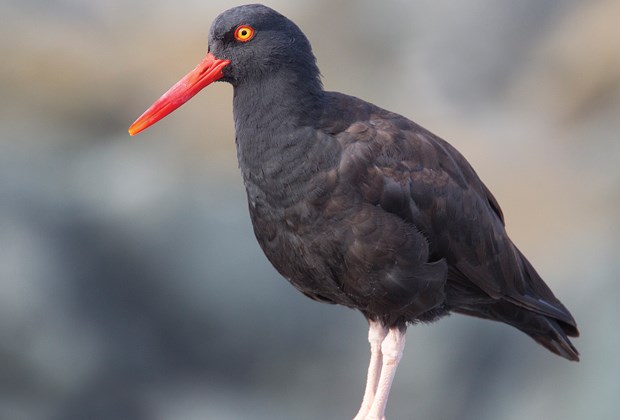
234, 25, 255, 42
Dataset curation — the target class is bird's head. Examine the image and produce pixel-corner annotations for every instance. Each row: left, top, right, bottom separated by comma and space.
129, 4, 319, 136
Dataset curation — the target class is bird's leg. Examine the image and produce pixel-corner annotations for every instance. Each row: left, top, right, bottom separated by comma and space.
353, 320, 388, 420
364, 326, 406, 420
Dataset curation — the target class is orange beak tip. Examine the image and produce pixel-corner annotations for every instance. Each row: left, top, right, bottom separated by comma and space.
127, 124, 140, 137
128, 121, 143, 136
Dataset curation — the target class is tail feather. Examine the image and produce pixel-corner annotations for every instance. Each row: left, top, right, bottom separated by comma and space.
526, 316, 580, 361
448, 241, 579, 361
454, 300, 579, 361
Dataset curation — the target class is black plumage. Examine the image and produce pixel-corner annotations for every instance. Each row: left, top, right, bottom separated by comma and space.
241, 89, 578, 359
129, 4, 579, 417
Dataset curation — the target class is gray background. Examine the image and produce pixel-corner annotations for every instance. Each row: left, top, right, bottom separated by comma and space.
1, 0, 618, 419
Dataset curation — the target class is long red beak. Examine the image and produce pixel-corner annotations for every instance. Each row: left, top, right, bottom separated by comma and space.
128, 52, 230, 136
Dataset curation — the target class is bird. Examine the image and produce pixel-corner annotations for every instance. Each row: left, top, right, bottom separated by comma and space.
128, 4, 579, 419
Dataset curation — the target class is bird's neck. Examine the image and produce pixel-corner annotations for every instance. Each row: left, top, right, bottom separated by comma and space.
232, 70, 326, 193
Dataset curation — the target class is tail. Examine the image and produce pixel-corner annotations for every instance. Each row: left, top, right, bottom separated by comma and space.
449, 248, 580, 361
509, 249, 579, 361
518, 311, 580, 361
455, 300, 579, 361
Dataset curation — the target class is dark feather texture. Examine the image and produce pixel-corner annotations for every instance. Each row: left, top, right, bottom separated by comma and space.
209, 4, 579, 360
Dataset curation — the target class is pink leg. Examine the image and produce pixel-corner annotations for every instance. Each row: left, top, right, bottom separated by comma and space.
364, 326, 406, 420
353, 320, 388, 420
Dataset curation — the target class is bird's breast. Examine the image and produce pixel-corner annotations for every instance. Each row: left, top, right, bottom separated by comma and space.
247, 190, 349, 302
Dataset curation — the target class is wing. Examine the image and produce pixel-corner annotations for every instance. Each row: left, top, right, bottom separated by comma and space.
334, 108, 576, 331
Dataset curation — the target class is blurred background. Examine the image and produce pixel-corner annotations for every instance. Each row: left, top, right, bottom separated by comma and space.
1, 0, 619, 419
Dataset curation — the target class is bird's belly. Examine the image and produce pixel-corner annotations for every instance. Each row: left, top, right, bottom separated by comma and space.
250, 207, 352, 305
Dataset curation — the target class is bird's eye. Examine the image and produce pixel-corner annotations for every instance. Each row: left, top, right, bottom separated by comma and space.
234, 25, 255, 42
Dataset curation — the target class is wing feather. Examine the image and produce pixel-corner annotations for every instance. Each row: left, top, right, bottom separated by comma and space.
347, 112, 575, 328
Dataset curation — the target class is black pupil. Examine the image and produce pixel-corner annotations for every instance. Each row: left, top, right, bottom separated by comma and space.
241, 30, 248, 36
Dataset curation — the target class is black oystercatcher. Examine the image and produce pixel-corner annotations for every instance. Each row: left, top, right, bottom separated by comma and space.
129, 4, 579, 419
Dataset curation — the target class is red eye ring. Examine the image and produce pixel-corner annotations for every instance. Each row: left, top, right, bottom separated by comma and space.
234, 25, 255, 42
